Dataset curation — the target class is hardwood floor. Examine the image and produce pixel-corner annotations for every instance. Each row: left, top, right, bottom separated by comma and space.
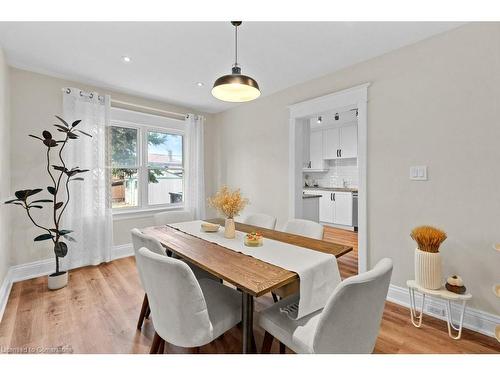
0, 227, 498, 354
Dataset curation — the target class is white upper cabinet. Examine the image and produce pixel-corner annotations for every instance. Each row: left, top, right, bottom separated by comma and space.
322, 123, 358, 159
309, 130, 325, 170
339, 124, 357, 159
323, 128, 340, 159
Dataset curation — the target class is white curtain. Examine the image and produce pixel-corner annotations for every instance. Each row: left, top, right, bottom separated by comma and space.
62, 88, 113, 269
185, 114, 206, 219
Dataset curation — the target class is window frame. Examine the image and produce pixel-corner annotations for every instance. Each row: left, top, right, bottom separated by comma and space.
110, 118, 185, 214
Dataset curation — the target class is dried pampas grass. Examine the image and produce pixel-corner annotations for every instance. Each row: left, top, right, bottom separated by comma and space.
410, 226, 447, 253
208, 185, 249, 219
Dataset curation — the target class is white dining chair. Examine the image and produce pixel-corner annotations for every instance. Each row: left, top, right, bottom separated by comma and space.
282, 219, 324, 239
259, 258, 393, 354
243, 213, 277, 230
154, 210, 193, 226
131, 228, 216, 330
136, 247, 242, 353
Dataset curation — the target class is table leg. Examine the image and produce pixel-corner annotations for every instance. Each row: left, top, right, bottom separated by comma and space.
408, 287, 425, 328
241, 292, 254, 354
445, 300, 467, 340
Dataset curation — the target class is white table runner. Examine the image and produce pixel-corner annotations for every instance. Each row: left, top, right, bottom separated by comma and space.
168, 220, 341, 320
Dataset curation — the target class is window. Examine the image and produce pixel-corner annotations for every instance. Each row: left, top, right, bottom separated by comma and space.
110, 110, 185, 211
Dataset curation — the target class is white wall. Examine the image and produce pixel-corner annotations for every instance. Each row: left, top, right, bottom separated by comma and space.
212, 23, 500, 314
8, 68, 214, 259
0, 47, 11, 285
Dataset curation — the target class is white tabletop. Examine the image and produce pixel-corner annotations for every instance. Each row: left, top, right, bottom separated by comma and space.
407, 280, 472, 301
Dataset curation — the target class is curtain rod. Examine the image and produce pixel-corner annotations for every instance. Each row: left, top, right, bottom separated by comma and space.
111, 99, 187, 120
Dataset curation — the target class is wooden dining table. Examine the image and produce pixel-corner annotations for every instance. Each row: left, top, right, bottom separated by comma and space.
142, 218, 353, 353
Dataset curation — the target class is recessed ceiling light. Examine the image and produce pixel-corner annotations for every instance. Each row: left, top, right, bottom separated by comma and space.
122, 56, 131, 63
196, 82, 204, 87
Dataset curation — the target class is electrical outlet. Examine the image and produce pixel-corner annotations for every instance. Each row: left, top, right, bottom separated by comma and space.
427, 305, 445, 316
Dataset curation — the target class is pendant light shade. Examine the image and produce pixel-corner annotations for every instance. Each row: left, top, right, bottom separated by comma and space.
212, 22, 261, 102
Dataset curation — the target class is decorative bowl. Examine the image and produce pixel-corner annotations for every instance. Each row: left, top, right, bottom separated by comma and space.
201, 222, 220, 232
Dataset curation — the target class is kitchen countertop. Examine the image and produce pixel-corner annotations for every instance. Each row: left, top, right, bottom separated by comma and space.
303, 186, 358, 193
302, 194, 322, 199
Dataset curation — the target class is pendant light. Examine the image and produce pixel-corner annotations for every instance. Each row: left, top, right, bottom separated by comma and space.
212, 21, 261, 102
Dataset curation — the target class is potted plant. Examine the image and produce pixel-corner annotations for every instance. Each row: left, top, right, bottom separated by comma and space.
410, 225, 447, 290
208, 185, 249, 239
4, 116, 91, 290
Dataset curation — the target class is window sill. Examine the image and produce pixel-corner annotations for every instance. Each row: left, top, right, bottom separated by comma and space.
112, 205, 184, 221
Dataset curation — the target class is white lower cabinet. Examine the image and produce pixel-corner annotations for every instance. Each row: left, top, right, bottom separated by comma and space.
308, 190, 354, 226
332, 192, 353, 226
319, 192, 334, 223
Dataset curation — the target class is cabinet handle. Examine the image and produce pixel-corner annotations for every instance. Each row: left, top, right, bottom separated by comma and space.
339, 149, 342, 158
330, 193, 333, 201
333, 193, 336, 201
336, 149, 339, 157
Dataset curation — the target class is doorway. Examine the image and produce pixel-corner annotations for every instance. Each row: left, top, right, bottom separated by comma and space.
288, 84, 369, 273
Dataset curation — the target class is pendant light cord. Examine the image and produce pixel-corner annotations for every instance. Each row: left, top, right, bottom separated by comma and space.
234, 23, 238, 67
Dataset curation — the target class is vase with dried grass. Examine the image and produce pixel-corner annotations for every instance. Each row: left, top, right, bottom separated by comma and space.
208, 186, 249, 239
411, 226, 447, 290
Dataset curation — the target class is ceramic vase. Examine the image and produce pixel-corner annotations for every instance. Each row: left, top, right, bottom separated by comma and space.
414, 248, 442, 290
224, 218, 236, 239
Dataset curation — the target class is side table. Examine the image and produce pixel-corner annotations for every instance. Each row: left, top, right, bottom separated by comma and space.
407, 280, 472, 340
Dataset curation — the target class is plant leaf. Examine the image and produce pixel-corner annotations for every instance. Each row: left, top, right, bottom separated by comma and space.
15, 190, 29, 200
55, 202, 64, 210
52, 165, 67, 172
29, 134, 43, 141
71, 120, 82, 128
26, 189, 43, 197
76, 129, 92, 137
34, 233, 53, 242
4, 198, 20, 204
64, 235, 76, 242
59, 229, 73, 235
71, 177, 84, 181
31, 199, 53, 203
43, 139, 58, 147
54, 242, 68, 257
47, 186, 56, 195
42, 130, 52, 139
67, 132, 79, 139
29, 205, 43, 209
53, 124, 69, 132
55, 115, 69, 127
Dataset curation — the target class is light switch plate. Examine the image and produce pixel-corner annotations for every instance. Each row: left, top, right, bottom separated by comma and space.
410, 166, 427, 181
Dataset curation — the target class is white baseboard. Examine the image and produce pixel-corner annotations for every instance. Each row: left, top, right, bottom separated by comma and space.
111, 243, 134, 260
0, 244, 134, 323
387, 284, 500, 338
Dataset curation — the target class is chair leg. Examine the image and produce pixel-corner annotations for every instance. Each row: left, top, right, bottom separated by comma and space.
158, 339, 165, 354
261, 331, 274, 354
145, 306, 151, 319
137, 293, 149, 330
150, 332, 162, 354
189, 347, 200, 354
279, 342, 286, 354
272, 293, 279, 303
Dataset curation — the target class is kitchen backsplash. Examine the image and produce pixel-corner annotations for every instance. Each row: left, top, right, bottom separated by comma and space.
305, 158, 358, 188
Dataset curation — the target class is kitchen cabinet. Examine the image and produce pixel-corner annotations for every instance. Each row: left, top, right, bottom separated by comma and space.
333, 191, 353, 226
323, 123, 358, 159
305, 189, 354, 226
309, 130, 325, 170
319, 192, 334, 223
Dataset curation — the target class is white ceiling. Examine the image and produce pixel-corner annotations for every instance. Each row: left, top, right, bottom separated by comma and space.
0, 22, 463, 113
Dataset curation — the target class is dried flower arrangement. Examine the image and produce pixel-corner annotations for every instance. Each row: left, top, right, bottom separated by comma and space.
208, 185, 249, 219
410, 226, 447, 253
